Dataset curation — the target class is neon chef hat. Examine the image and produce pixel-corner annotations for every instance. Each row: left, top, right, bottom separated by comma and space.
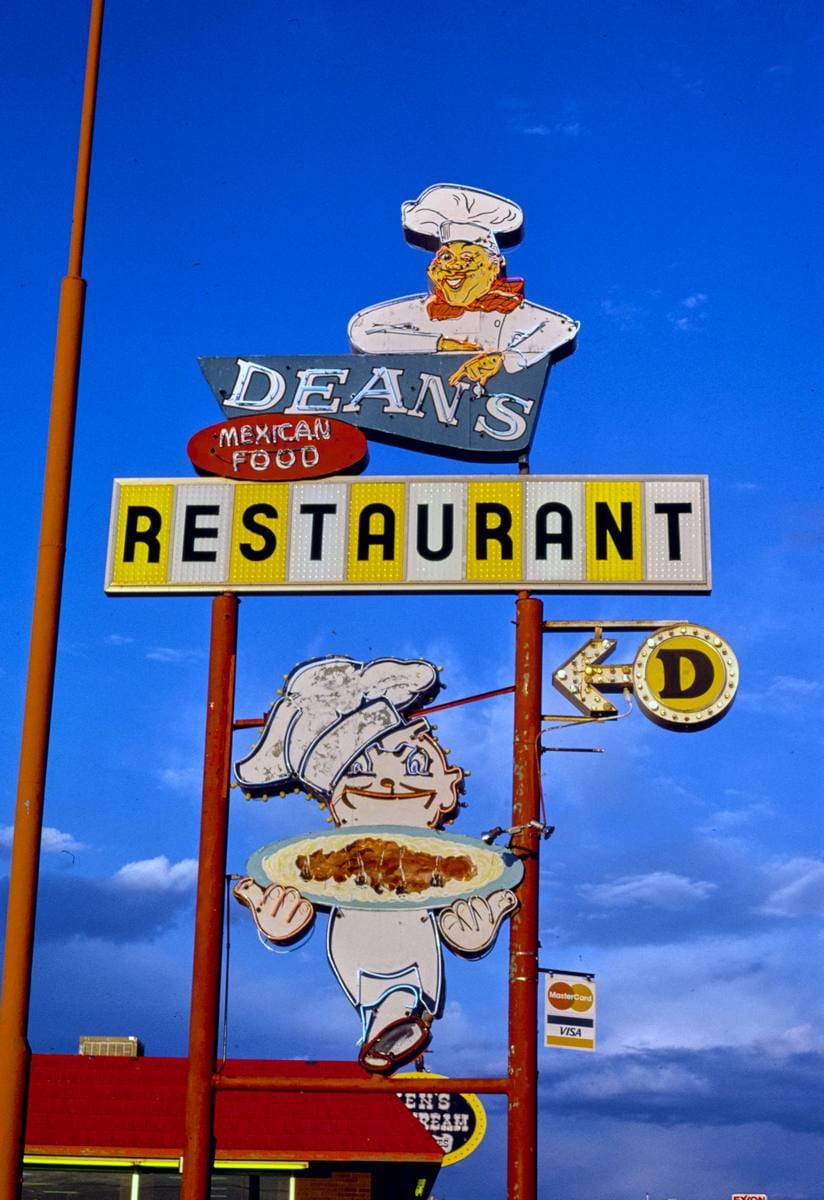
401, 184, 524, 254
234, 655, 441, 799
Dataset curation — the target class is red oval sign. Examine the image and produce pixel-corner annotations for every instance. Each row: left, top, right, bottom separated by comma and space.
187, 416, 368, 482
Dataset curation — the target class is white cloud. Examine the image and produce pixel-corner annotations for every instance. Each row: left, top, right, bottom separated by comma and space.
553, 1058, 711, 1100
738, 673, 822, 714
42, 827, 88, 853
764, 1023, 824, 1054
592, 931, 824, 1054
698, 799, 772, 834
154, 766, 200, 793
671, 292, 709, 332
514, 100, 587, 140
650, 774, 702, 804
759, 857, 824, 917
146, 646, 204, 663
579, 871, 717, 910
601, 296, 644, 329
113, 856, 198, 892
0, 825, 87, 854
104, 633, 134, 646
521, 120, 585, 138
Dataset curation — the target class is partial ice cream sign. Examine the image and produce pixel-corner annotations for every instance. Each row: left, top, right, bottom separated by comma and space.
199, 184, 578, 462
233, 655, 522, 1076
397, 1073, 487, 1165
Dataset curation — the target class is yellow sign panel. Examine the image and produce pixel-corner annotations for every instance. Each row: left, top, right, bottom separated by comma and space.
228, 482, 289, 584
465, 479, 523, 581
633, 625, 738, 729
585, 480, 643, 582
347, 481, 406, 582
105, 476, 711, 594
109, 482, 174, 588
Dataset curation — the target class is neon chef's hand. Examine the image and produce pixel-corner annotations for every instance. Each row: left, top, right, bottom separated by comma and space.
233, 878, 315, 943
448, 351, 504, 387
437, 336, 481, 352
438, 888, 519, 955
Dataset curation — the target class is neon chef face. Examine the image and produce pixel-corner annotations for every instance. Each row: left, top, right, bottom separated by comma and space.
427, 240, 501, 308
329, 720, 464, 829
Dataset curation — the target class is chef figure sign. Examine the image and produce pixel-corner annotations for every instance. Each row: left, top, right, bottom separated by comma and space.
348, 183, 579, 386
233, 656, 522, 1074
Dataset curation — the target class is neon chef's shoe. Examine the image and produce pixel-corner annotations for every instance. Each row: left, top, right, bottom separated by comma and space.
357, 1015, 432, 1075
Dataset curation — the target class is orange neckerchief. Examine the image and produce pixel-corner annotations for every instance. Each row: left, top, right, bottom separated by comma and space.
426, 277, 525, 320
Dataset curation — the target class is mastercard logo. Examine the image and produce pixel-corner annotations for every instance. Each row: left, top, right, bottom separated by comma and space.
547, 980, 594, 1012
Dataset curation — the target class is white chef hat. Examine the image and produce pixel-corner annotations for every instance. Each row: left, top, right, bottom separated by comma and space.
401, 184, 523, 254
235, 655, 441, 799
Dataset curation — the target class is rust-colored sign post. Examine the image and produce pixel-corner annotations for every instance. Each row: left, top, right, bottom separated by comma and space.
181, 593, 238, 1200
0, 4, 105, 1196
508, 593, 544, 1200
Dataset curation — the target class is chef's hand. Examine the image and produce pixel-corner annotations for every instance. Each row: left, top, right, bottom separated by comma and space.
438, 889, 518, 955
437, 336, 480, 352
233, 878, 315, 943
448, 351, 504, 387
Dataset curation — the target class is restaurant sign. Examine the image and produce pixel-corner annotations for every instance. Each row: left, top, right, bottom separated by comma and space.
199, 354, 553, 460
198, 184, 579, 462
104, 475, 710, 594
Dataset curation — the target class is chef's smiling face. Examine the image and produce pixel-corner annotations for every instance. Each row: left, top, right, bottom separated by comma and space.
427, 240, 501, 307
329, 721, 464, 829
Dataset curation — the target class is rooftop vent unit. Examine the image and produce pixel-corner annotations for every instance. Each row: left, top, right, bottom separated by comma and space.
78, 1035, 143, 1058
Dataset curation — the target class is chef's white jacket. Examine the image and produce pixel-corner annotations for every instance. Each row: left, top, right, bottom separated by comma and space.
348, 293, 578, 373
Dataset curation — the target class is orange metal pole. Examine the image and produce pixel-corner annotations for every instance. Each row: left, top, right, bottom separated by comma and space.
0, 4, 104, 1196
508, 593, 543, 1200
181, 593, 238, 1200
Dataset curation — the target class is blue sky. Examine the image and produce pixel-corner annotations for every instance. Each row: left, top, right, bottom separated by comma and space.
2, 1, 823, 1197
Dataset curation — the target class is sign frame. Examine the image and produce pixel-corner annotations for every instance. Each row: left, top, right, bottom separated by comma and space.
104, 473, 711, 596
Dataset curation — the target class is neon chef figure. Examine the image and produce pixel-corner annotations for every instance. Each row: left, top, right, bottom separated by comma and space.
348, 183, 579, 388
233, 656, 518, 1074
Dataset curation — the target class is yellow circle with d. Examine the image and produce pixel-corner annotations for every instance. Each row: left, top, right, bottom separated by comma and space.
633, 625, 738, 731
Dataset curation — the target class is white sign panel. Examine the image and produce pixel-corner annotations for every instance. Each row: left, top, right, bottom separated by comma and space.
105, 475, 710, 594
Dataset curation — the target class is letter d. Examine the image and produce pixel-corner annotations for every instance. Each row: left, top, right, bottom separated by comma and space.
224, 358, 286, 412
656, 648, 715, 699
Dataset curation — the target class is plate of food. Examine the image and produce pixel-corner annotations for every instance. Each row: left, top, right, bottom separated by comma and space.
245, 824, 524, 911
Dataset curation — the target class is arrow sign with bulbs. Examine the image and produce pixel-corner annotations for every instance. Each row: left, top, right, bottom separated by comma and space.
551, 624, 739, 731
552, 636, 631, 717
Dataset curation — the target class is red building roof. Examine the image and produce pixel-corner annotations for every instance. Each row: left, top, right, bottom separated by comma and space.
25, 1055, 442, 1164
